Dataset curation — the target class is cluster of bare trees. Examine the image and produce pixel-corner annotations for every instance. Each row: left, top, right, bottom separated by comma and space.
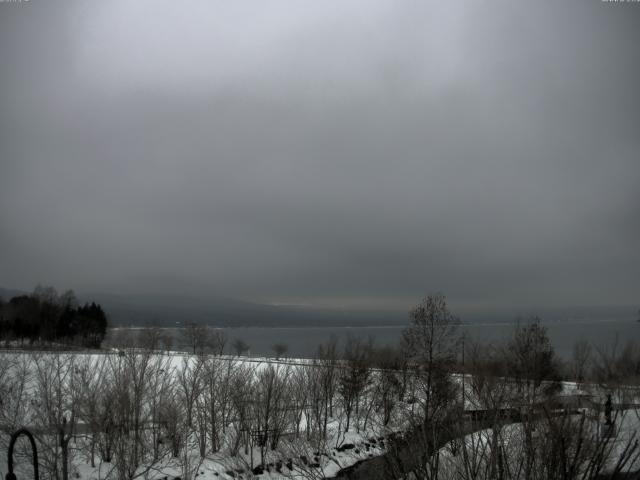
1, 295, 638, 480
370, 295, 640, 480
428, 327, 640, 480
420, 305, 640, 480
0, 337, 400, 480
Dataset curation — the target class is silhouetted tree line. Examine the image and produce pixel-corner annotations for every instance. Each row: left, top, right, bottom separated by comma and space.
0, 285, 107, 348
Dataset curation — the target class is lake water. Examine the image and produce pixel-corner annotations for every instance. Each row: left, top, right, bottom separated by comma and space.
111, 319, 639, 360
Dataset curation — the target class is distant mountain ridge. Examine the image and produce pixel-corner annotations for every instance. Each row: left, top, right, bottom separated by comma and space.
87, 291, 409, 327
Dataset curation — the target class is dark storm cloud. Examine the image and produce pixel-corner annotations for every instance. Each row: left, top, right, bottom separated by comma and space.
1, 0, 639, 309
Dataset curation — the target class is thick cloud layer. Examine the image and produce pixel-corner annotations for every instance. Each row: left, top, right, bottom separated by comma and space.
1, 0, 638, 309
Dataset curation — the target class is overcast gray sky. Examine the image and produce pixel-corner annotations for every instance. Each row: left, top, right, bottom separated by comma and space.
1, 0, 638, 310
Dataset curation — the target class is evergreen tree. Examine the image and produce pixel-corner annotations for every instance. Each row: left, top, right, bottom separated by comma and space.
0, 287, 108, 348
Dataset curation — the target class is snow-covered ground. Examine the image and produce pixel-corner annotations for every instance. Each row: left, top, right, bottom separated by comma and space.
0, 351, 405, 480
1, 350, 638, 479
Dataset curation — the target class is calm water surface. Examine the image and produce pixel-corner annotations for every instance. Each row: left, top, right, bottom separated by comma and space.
111, 319, 639, 359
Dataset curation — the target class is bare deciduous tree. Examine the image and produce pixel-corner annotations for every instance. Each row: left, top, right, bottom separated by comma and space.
272, 343, 289, 360
338, 336, 372, 433
106, 350, 174, 480
32, 353, 79, 480
201, 356, 236, 453
507, 319, 560, 405
570, 339, 592, 384
232, 338, 250, 357
252, 364, 292, 464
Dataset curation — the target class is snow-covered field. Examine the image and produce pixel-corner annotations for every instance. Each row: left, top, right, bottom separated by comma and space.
0, 350, 407, 480
1, 349, 638, 479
